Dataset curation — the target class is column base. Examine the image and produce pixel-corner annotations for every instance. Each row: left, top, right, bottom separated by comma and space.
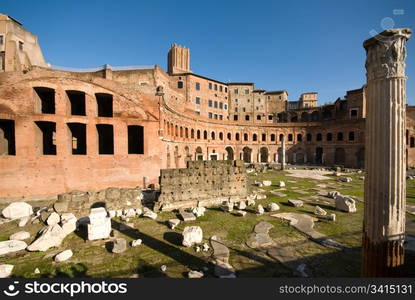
361, 234, 405, 277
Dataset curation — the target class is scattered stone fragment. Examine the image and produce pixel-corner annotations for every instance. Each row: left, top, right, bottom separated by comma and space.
60, 213, 77, 235
18, 216, 30, 227
270, 190, 287, 197
47, 212, 61, 226
267, 203, 280, 212
27, 224, 66, 251
168, 219, 180, 229
182, 226, 203, 247
288, 199, 304, 207
210, 236, 236, 278
195, 246, 201, 253
221, 201, 234, 212
188, 270, 204, 278
279, 181, 286, 188
202, 243, 210, 252
359, 176, 365, 180
254, 181, 263, 187
123, 208, 136, 217
2, 202, 33, 220
256, 194, 267, 200
191, 207, 206, 217
256, 205, 264, 215
179, 209, 196, 221
339, 176, 352, 183
87, 207, 111, 241
112, 238, 127, 253
108, 210, 116, 218
237, 201, 247, 210
0, 264, 14, 278
235, 210, 247, 217
314, 205, 327, 216
55, 249, 73, 262
247, 222, 274, 248
160, 265, 167, 272
116, 210, 123, 217
246, 198, 256, 206
135, 208, 143, 216
262, 180, 272, 186
9, 231, 30, 241
295, 263, 309, 277
0, 240, 28, 255
34, 268, 40, 274
131, 239, 142, 247
335, 195, 357, 213
327, 191, 340, 199
143, 210, 158, 220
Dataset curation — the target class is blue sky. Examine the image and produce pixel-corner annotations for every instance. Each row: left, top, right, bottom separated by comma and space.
2, 0, 415, 104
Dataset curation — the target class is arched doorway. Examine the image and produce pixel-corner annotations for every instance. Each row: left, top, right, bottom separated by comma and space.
315, 147, 323, 164
260, 147, 268, 163
295, 149, 305, 164
334, 147, 346, 165
356, 147, 364, 168
242, 147, 252, 163
195, 146, 203, 161
225, 146, 234, 160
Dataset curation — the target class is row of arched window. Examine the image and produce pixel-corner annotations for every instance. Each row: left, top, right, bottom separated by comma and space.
163, 120, 357, 144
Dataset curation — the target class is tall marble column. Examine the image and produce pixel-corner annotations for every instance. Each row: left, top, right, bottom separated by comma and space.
362, 28, 412, 277
281, 137, 286, 170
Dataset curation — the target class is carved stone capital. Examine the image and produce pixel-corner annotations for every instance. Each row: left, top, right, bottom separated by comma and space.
364, 28, 412, 80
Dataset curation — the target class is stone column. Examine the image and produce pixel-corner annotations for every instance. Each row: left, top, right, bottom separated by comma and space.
362, 28, 411, 277
281, 137, 286, 170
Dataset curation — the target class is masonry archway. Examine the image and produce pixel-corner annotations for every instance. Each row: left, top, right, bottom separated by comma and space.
315, 147, 323, 164
225, 146, 234, 160
260, 147, 268, 163
242, 147, 252, 163
334, 147, 346, 165
195, 146, 203, 161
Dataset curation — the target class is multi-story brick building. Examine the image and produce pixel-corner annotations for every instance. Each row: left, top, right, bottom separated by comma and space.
0, 14, 414, 201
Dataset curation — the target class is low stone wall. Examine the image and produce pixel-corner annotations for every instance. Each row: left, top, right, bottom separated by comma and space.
53, 187, 143, 217
155, 160, 247, 211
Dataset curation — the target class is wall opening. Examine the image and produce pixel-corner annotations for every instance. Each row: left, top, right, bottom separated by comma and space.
260, 147, 268, 163
128, 125, 144, 154
411, 137, 415, 148
67, 90, 86, 116
242, 147, 252, 163
225, 146, 234, 160
96, 93, 113, 117
67, 123, 87, 155
335, 147, 346, 165
0, 119, 16, 155
35, 121, 56, 155
34, 87, 55, 114
96, 124, 114, 154
297, 134, 302, 142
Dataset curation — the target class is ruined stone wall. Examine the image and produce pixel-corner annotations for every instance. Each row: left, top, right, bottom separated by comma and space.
155, 160, 247, 211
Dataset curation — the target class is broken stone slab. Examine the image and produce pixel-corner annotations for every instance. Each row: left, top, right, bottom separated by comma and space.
27, 224, 67, 252
262, 180, 272, 186
327, 191, 340, 199
47, 212, 61, 226
288, 199, 304, 207
214, 260, 236, 278
247, 232, 273, 248
131, 239, 142, 247
267, 203, 280, 212
2, 202, 33, 220
18, 216, 30, 227
168, 219, 180, 229
0, 264, 14, 278
256, 194, 267, 200
339, 176, 352, 183
278, 181, 286, 188
142, 210, 158, 220
0, 240, 28, 256
188, 270, 204, 278
60, 213, 77, 235
9, 231, 30, 241
314, 206, 327, 216
89, 207, 108, 221
234, 210, 247, 217
160, 265, 167, 272
112, 238, 127, 253
246, 198, 256, 206
236, 201, 247, 210
221, 201, 234, 212
123, 208, 136, 217
202, 243, 210, 252
135, 208, 143, 216
191, 207, 206, 217
179, 209, 196, 222
55, 249, 73, 262
182, 226, 203, 247
256, 204, 264, 215
335, 195, 357, 213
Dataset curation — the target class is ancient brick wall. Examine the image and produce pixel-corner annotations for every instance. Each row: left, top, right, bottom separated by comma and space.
155, 160, 247, 211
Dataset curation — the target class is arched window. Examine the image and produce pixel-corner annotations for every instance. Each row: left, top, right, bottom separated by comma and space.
236, 133, 240, 141
270, 134, 276, 142
204, 130, 208, 140
411, 137, 415, 148
288, 134, 293, 141
191, 129, 195, 139
244, 133, 248, 141
227, 132, 232, 140
297, 134, 302, 142
279, 134, 284, 141
306, 133, 312, 142
349, 131, 355, 141
177, 81, 183, 89
185, 128, 188, 138
326, 133, 332, 141
211, 131, 215, 140
219, 132, 223, 140
245, 115, 250, 121
197, 130, 201, 139
316, 133, 322, 141
253, 134, 257, 141
262, 133, 266, 142
337, 132, 343, 141
180, 127, 183, 137
175, 125, 178, 137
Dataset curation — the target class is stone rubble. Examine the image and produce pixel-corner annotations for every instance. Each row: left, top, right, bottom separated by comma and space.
235, 210, 247, 217
191, 207, 206, 217
0, 240, 28, 255
27, 224, 67, 252
142, 210, 158, 220
131, 239, 142, 247
0, 264, 14, 278
47, 212, 61, 226
112, 238, 127, 253
55, 249, 73, 262
262, 180, 272, 186
87, 207, 112, 241
18, 216, 30, 227
9, 231, 30, 241
168, 219, 180, 229
335, 195, 357, 213
188, 270, 204, 278
178, 209, 196, 221
267, 203, 280, 212
256, 204, 264, 215
2, 202, 33, 220
288, 199, 304, 207
182, 226, 203, 247
314, 205, 327, 216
